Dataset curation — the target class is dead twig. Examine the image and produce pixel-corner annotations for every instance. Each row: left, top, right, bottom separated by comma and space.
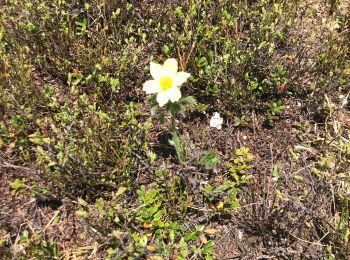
0, 161, 36, 174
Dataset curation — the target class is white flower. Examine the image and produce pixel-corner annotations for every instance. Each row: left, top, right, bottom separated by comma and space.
210, 112, 223, 130
143, 58, 191, 107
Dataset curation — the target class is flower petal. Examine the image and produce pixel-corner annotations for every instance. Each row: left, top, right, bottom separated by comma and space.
156, 91, 170, 107
143, 80, 160, 94
150, 62, 165, 80
163, 58, 178, 76
173, 72, 190, 87
166, 87, 182, 102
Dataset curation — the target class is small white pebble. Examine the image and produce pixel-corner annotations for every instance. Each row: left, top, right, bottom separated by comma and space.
243, 136, 247, 140
210, 112, 224, 130
237, 230, 243, 240
297, 102, 302, 107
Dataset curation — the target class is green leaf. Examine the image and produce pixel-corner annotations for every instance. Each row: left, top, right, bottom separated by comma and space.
116, 186, 127, 197
169, 132, 187, 162
20, 230, 29, 243
11, 178, 26, 193
201, 149, 220, 170
77, 198, 88, 206
75, 210, 89, 217
272, 165, 280, 181
110, 77, 120, 92
179, 95, 197, 107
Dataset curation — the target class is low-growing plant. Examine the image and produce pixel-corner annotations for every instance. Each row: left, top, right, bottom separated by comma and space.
201, 148, 220, 170
1, 0, 350, 258
227, 146, 254, 183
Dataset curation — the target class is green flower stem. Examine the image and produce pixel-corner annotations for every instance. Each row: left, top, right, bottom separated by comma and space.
169, 104, 176, 134
168, 102, 185, 162
170, 111, 176, 134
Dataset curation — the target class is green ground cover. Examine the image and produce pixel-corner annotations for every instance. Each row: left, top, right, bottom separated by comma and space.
1, 0, 350, 259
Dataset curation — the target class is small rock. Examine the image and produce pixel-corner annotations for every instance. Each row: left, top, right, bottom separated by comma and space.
237, 230, 243, 240
210, 112, 224, 130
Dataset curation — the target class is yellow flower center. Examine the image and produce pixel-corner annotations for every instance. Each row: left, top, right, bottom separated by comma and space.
159, 76, 173, 91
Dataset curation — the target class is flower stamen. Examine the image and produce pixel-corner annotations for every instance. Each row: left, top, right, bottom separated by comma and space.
159, 76, 173, 91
